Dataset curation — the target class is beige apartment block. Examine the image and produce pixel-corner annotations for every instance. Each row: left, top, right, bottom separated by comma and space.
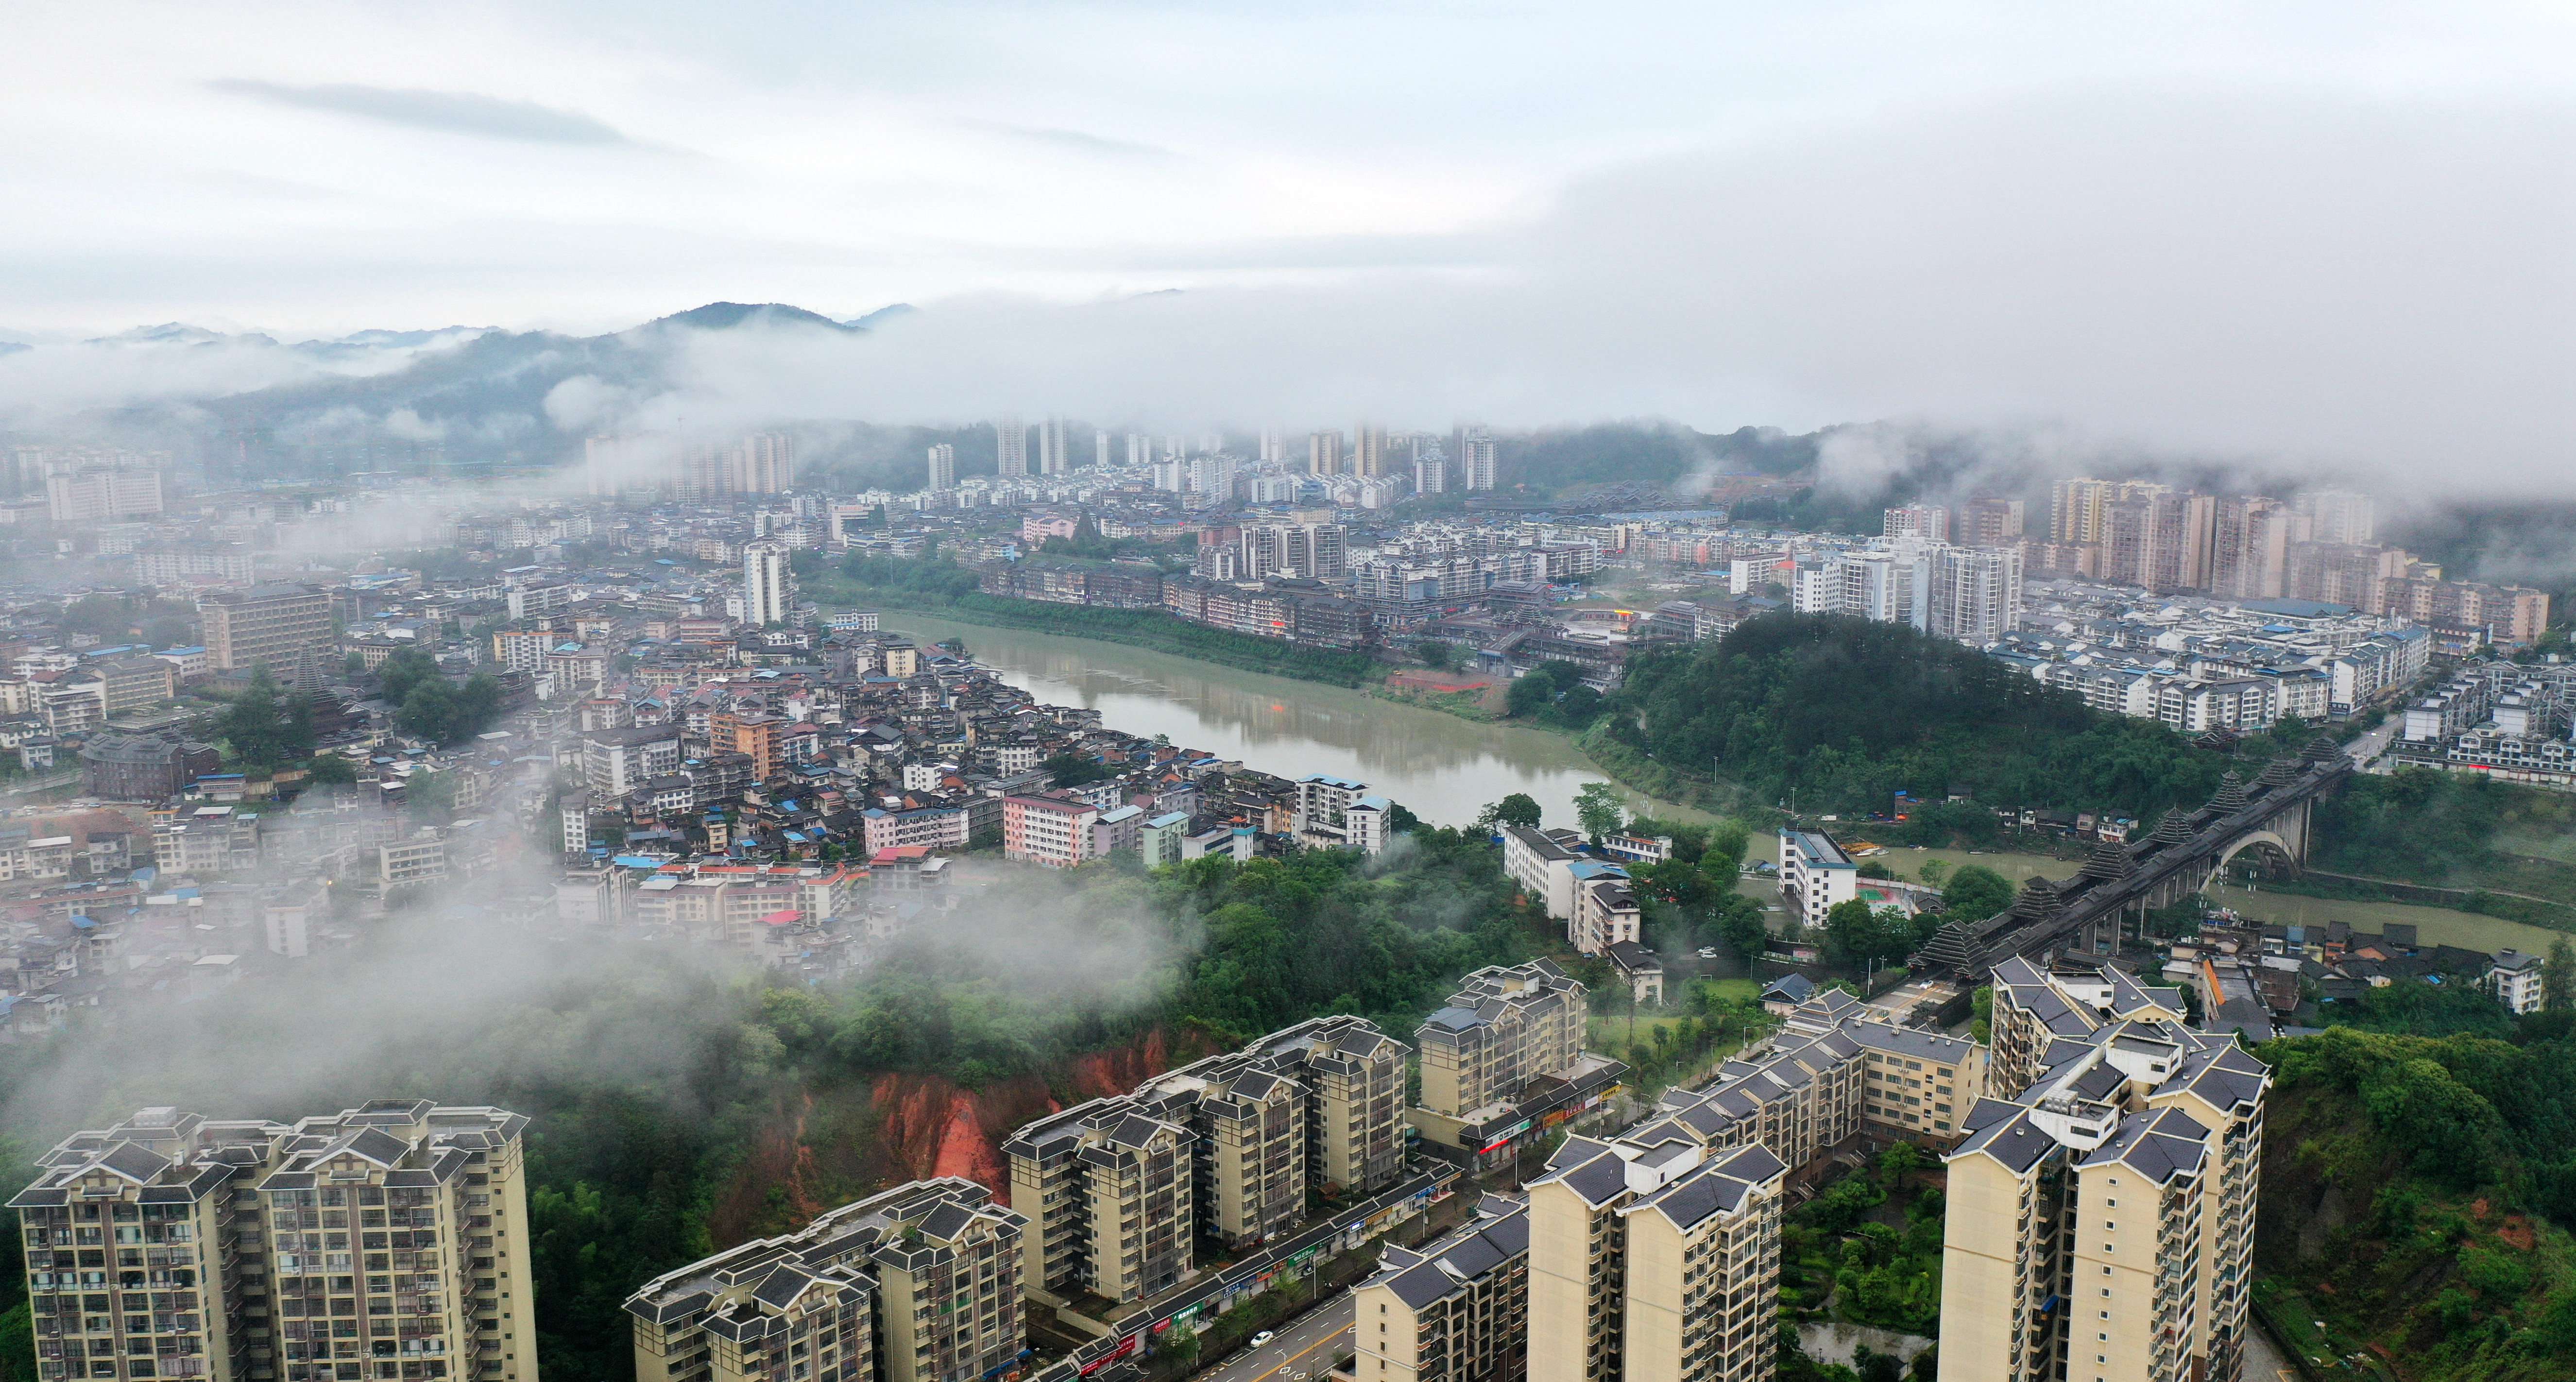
200, 585, 334, 681
1416, 962, 1589, 1125
625, 1178, 1023, 1382
1352, 1197, 1529, 1382
1938, 986, 2270, 1382
1646, 989, 1986, 1175
1528, 1135, 1786, 1382
1003, 1014, 1408, 1301
10, 1101, 541, 1382
1002, 1102, 1193, 1305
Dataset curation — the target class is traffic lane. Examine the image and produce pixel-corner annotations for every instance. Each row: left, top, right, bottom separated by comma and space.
1196, 1295, 1352, 1382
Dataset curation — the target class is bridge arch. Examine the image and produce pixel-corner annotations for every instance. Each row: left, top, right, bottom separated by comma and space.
2211, 829, 2298, 883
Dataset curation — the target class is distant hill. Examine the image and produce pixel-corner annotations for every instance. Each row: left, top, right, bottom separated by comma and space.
638, 301, 860, 334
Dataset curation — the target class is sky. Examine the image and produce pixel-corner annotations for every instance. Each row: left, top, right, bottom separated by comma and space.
4, 1, 2572, 487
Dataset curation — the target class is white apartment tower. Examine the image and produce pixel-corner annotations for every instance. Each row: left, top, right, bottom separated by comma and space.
994, 417, 1028, 478
1037, 417, 1068, 474
1311, 430, 1346, 476
1924, 544, 2025, 645
925, 443, 956, 491
743, 540, 793, 627
1457, 426, 1498, 491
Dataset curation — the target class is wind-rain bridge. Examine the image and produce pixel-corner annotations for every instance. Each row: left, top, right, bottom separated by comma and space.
1912, 732, 2354, 978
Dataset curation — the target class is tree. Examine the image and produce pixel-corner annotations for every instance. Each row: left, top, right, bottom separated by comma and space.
2547, 937, 2576, 1012
217, 668, 316, 769
1823, 899, 1911, 973
304, 754, 358, 785
1479, 794, 1542, 831
1574, 782, 1627, 842
1416, 639, 1461, 671
1941, 865, 2015, 923
1917, 858, 1949, 887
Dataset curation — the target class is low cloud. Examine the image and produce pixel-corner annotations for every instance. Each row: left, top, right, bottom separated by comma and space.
208, 79, 636, 146
955, 119, 1181, 162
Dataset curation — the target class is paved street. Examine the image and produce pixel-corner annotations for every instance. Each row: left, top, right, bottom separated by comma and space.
2345, 717, 2401, 773
1195, 1296, 1352, 1382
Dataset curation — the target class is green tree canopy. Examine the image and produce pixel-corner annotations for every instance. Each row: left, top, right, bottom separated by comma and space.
1574, 782, 1627, 841
1940, 865, 2016, 923
1479, 794, 1543, 831
217, 668, 316, 768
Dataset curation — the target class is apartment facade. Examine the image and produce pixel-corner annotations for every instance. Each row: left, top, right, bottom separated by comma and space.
1000, 1102, 1192, 1304
1353, 1197, 1529, 1382
1776, 831, 1857, 931
625, 1178, 1024, 1382
1526, 1136, 1785, 1382
1000, 796, 1098, 869
1943, 962, 2271, 1382
1003, 1016, 1407, 1301
200, 586, 334, 684
1415, 963, 1590, 1129
10, 1101, 541, 1382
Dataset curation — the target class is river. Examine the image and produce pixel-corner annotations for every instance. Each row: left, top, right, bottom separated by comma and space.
882, 614, 1704, 830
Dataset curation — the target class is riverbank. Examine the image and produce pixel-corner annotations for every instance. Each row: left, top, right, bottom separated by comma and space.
814, 582, 1383, 685
875, 613, 1712, 829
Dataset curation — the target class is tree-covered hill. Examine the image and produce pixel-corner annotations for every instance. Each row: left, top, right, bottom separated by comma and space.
1608, 613, 2228, 826
2255, 1024, 2576, 1381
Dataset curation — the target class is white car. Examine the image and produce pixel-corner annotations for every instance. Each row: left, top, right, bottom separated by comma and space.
1249, 1332, 1276, 1349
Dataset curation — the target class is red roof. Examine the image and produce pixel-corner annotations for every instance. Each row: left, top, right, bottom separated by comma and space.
761, 908, 801, 926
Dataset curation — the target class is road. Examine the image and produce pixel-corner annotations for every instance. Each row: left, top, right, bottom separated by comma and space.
1195, 1296, 1352, 1382
2345, 718, 2400, 774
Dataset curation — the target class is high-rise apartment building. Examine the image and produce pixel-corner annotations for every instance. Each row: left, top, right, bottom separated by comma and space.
200, 584, 334, 685
1093, 429, 1111, 469
2284, 541, 2405, 610
1310, 431, 1346, 476
1416, 452, 1448, 495
1923, 544, 2025, 645
731, 433, 796, 493
2209, 496, 2304, 599
9, 1101, 541, 1382
1353, 1196, 1529, 1382
2296, 489, 2375, 546
994, 418, 1027, 478
1527, 1134, 1785, 1382
741, 542, 792, 627
47, 469, 166, 523
925, 444, 955, 491
1036, 417, 1067, 475
1941, 961, 2271, 1382
1003, 1016, 1408, 1302
1241, 524, 1349, 580
2051, 478, 2120, 546
1457, 427, 1497, 491
626, 1178, 1024, 1382
1882, 504, 1951, 542
1408, 963, 1610, 1169
1958, 496, 2025, 546
1354, 426, 1389, 479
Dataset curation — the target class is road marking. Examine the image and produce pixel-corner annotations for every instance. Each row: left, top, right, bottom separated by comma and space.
1238, 1321, 1349, 1382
